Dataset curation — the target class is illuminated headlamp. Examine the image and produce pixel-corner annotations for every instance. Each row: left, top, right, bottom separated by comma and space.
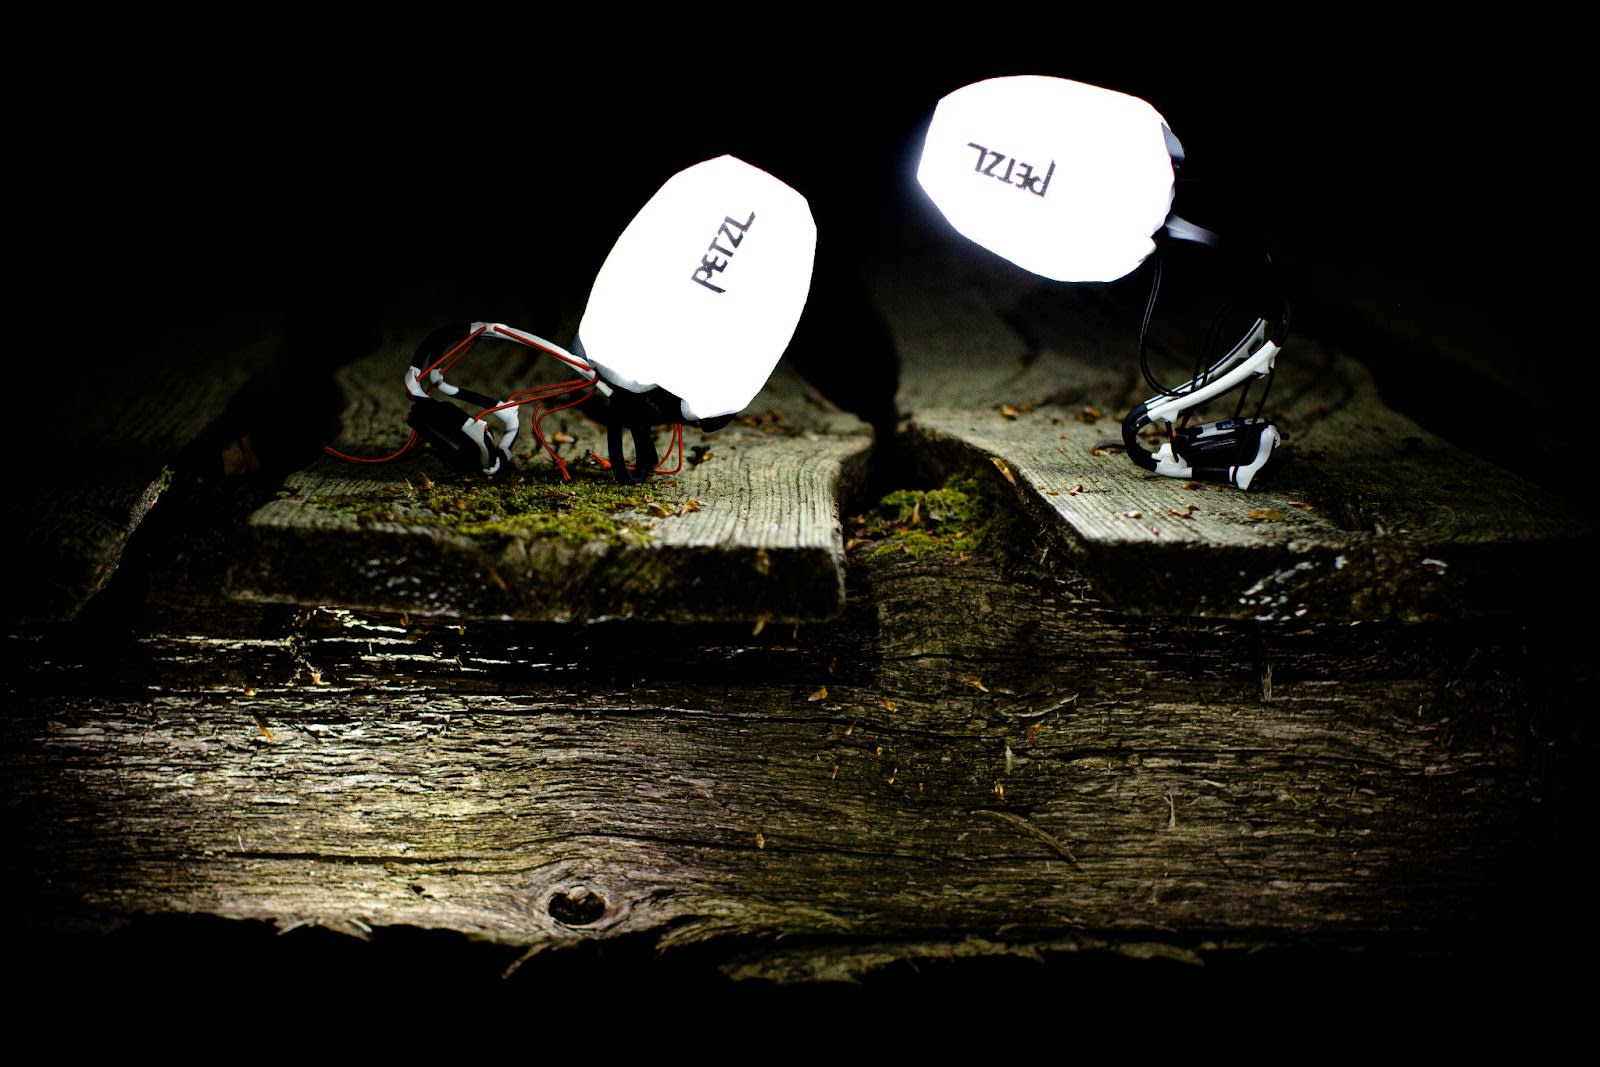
916, 74, 1291, 490
576, 154, 817, 481
333, 155, 817, 485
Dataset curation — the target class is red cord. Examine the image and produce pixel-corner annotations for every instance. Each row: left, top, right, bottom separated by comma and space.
323, 430, 419, 464
655, 423, 685, 475
418, 325, 487, 383
520, 381, 596, 482
486, 324, 595, 376
322, 322, 696, 485
587, 422, 684, 477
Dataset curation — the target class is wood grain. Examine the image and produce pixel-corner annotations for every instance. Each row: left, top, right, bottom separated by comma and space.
7, 549, 1582, 983
237, 318, 873, 623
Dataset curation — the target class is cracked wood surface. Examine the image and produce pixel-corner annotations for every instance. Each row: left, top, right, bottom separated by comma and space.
10, 287, 289, 628
6, 546, 1587, 984
235, 309, 872, 624
21, 225, 1586, 630
7, 216, 1593, 993
866, 228, 1593, 623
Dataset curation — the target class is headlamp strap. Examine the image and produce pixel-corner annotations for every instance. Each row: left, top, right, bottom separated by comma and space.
1120, 215, 1289, 491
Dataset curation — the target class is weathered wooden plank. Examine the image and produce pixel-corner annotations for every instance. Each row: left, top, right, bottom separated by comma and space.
865, 230, 1592, 622
234, 313, 873, 624
6, 541, 1583, 984
10, 289, 287, 628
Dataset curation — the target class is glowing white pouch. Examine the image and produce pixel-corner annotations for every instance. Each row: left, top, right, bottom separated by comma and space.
917, 74, 1182, 283
577, 154, 817, 423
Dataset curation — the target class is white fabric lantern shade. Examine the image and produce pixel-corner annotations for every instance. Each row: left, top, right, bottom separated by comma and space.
916, 75, 1182, 283
577, 154, 818, 422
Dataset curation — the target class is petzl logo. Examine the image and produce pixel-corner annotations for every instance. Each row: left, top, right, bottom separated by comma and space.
966, 143, 1054, 197
691, 212, 757, 293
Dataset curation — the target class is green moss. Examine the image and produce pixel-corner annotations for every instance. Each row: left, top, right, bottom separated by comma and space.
847, 469, 1057, 579
320, 472, 686, 545
850, 474, 989, 559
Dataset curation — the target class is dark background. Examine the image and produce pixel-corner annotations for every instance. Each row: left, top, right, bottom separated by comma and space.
18, 34, 1578, 502
20, 34, 1576, 385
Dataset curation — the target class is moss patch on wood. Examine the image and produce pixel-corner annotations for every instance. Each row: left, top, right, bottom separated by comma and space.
845, 464, 1063, 588
848, 474, 993, 560
320, 472, 694, 545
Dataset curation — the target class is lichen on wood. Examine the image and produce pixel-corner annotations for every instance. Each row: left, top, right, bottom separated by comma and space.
317, 469, 696, 546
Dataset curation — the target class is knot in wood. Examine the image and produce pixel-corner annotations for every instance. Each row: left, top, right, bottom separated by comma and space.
547, 888, 608, 926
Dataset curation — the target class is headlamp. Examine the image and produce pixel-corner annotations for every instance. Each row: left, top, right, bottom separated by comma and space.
917, 74, 1291, 489
328, 155, 816, 485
